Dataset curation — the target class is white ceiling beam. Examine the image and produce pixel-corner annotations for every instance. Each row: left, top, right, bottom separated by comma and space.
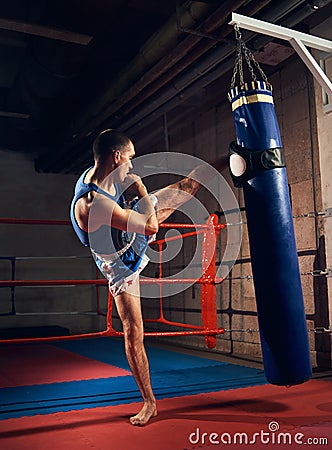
229, 13, 332, 52
290, 37, 332, 98
229, 13, 332, 99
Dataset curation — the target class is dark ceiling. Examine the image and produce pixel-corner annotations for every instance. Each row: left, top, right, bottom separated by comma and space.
0, 0, 331, 173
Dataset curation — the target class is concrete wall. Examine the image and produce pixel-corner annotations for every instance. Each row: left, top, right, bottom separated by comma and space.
134, 55, 331, 368
0, 150, 106, 336
311, 15, 332, 367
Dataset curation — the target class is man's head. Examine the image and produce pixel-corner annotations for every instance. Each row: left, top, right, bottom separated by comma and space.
93, 129, 135, 182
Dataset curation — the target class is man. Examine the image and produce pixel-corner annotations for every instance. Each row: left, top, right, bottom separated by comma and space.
70, 129, 228, 426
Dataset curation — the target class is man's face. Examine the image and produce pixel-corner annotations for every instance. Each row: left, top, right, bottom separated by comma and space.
114, 141, 135, 182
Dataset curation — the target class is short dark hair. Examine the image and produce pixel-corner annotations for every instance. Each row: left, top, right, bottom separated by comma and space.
93, 129, 131, 162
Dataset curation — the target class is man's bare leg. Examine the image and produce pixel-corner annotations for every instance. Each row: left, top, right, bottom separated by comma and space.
112, 154, 227, 423
154, 155, 228, 223
114, 278, 157, 426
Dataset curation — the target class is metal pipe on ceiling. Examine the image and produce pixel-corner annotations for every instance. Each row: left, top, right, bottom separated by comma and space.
123, 0, 332, 149
73, 0, 304, 138
118, 0, 320, 131
37, 0, 243, 172
90, 0, 250, 126
113, 0, 271, 125
73, 1, 331, 173
119, 0, 307, 129
123, 0, 332, 138
73, 0, 301, 135
115, 0, 306, 133
68, 1, 216, 140
45, 0, 330, 172
42, 0, 263, 172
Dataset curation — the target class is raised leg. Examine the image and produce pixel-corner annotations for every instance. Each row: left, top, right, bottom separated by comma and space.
154, 155, 228, 223
114, 278, 157, 426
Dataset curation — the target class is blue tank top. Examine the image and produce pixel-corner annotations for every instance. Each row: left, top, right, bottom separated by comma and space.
70, 168, 149, 281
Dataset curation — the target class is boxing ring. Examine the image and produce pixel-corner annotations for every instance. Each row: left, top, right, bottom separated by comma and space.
0, 215, 226, 348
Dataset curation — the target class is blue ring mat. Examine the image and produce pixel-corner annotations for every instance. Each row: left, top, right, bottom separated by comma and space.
0, 337, 266, 419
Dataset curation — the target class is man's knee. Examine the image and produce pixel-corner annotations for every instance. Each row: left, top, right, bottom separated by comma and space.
123, 320, 144, 344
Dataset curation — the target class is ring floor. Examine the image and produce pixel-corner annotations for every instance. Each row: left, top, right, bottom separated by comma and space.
0, 337, 331, 450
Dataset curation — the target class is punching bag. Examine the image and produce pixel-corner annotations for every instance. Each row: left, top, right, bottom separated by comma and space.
228, 28, 312, 386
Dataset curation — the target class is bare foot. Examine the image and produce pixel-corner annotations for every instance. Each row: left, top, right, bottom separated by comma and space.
130, 402, 157, 426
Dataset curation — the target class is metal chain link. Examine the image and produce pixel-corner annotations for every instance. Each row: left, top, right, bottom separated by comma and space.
224, 328, 259, 335
248, 48, 269, 83
293, 212, 320, 219
312, 327, 332, 334
230, 24, 268, 89
223, 327, 332, 334
301, 269, 331, 277
226, 269, 331, 281
231, 25, 244, 88
226, 275, 253, 281
293, 207, 332, 219
225, 208, 332, 226
243, 45, 257, 82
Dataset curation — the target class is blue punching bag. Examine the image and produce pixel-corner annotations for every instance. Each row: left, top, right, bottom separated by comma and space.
228, 30, 312, 386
